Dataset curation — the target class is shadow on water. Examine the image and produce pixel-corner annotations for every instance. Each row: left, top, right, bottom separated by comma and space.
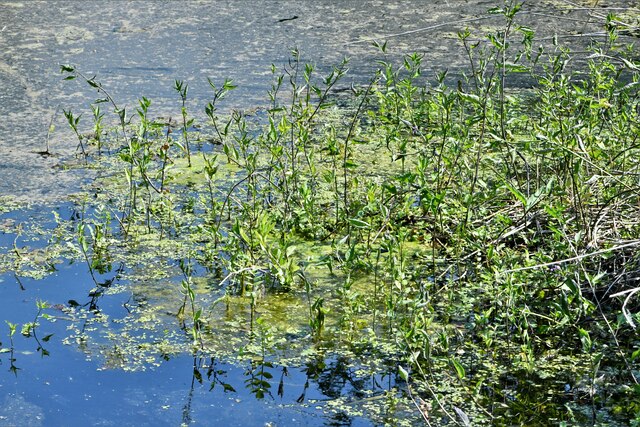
0, 277, 398, 426
0, 347, 390, 426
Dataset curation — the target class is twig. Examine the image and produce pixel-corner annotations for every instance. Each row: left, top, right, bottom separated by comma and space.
556, 0, 638, 16
523, 11, 600, 24
501, 239, 640, 274
573, 246, 639, 385
406, 383, 432, 427
44, 105, 60, 155
216, 266, 267, 289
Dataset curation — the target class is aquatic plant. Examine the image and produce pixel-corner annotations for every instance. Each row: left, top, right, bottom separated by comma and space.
2, 2, 640, 425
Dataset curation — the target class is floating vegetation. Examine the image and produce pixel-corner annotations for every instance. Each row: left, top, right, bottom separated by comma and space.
2, 4, 640, 425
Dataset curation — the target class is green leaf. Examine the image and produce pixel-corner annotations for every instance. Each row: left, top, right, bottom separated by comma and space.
451, 358, 466, 379
343, 160, 359, 169
60, 64, 76, 73
458, 92, 481, 105
504, 62, 529, 73
504, 180, 527, 207
348, 218, 370, 229
116, 108, 126, 124
4, 320, 18, 337
578, 328, 592, 352
398, 366, 409, 381
371, 40, 388, 53
223, 79, 237, 90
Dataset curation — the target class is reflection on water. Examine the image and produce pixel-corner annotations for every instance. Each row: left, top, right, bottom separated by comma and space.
0, 204, 407, 426
0, 309, 398, 426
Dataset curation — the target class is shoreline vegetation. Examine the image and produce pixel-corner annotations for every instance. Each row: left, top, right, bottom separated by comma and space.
2, 2, 640, 425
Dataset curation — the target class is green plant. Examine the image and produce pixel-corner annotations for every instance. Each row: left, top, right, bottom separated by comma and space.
63, 108, 87, 158
178, 258, 204, 348
174, 79, 194, 167
20, 300, 53, 358
4, 321, 19, 375
44, 11, 640, 424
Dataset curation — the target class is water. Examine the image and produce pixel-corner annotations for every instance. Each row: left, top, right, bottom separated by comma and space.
0, 0, 628, 202
0, 343, 380, 426
2, 1, 638, 425
0, 206, 401, 426
0, 348, 379, 426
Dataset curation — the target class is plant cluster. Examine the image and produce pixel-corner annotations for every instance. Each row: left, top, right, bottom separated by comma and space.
2, 2, 639, 425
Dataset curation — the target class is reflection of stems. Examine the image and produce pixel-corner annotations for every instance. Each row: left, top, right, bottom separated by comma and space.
8, 345, 18, 375
12, 224, 23, 268
302, 270, 316, 333
181, 356, 199, 426
178, 259, 205, 348
30, 301, 52, 357
77, 219, 98, 287
277, 366, 288, 398
13, 273, 25, 291
245, 359, 273, 399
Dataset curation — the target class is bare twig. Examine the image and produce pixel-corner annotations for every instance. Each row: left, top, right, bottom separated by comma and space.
501, 240, 640, 274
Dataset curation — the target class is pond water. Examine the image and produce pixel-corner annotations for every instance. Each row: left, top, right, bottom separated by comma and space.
1, 1, 639, 425
0, 205, 402, 426
0, 332, 381, 426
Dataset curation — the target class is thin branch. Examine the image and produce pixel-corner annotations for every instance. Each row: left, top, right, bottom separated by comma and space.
501, 240, 640, 274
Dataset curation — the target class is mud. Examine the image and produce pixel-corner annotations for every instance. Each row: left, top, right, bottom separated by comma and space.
0, 0, 637, 201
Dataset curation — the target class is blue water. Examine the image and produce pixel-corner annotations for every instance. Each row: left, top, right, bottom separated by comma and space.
0, 347, 376, 426
0, 206, 399, 426
0, 267, 386, 427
